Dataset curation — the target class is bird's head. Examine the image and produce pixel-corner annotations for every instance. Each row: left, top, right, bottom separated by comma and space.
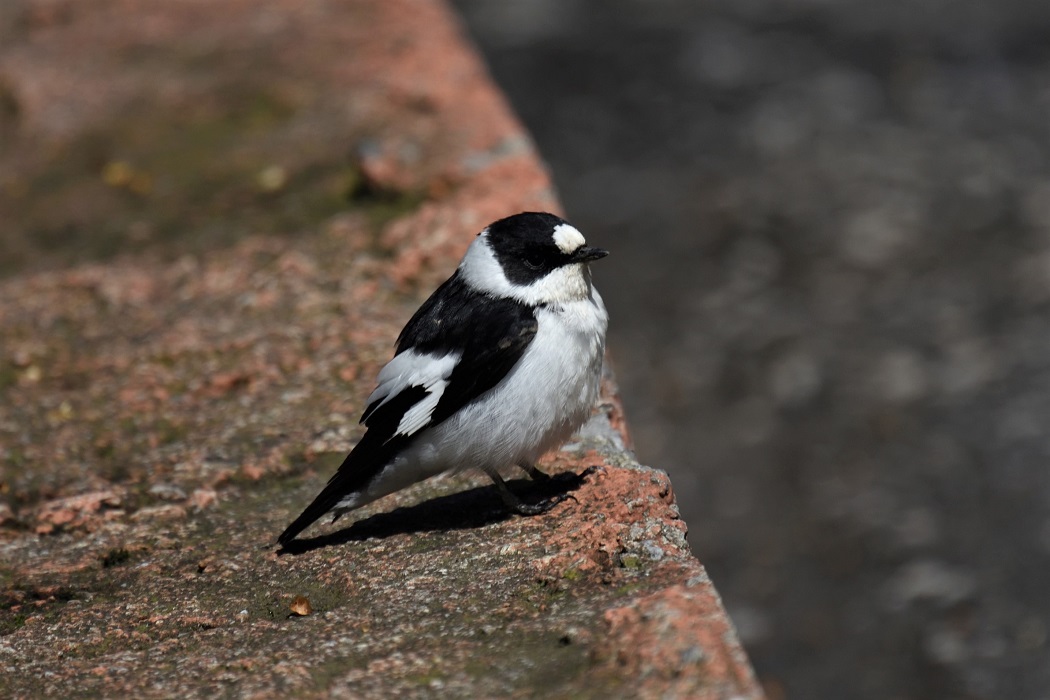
459, 212, 608, 305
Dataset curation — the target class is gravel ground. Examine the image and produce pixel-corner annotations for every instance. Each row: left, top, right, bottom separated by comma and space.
452, 1, 1050, 698
0, 3, 758, 697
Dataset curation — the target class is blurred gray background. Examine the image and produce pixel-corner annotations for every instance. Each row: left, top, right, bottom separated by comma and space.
451, 1, 1050, 698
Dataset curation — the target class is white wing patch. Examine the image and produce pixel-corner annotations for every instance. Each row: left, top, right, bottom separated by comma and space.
365, 350, 459, 437
395, 378, 449, 436
552, 223, 586, 254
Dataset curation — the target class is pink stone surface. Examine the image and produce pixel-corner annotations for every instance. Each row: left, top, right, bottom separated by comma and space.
0, 1, 762, 697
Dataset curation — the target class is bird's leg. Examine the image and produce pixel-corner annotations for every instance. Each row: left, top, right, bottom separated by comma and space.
481, 466, 572, 515
517, 461, 551, 481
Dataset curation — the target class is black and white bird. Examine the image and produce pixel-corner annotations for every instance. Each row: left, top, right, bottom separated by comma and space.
277, 212, 609, 545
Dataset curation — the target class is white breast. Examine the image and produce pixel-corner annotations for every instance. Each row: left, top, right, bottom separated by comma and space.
486, 294, 608, 449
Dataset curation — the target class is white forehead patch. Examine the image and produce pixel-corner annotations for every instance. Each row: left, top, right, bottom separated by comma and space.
552, 223, 586, 254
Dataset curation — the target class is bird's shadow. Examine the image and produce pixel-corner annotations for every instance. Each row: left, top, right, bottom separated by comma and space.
277, 469, 593, 555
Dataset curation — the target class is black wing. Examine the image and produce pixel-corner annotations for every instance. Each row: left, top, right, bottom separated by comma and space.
396, 271, 539, 426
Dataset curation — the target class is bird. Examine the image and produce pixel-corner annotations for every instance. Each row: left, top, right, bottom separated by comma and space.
276, 212, 609, 545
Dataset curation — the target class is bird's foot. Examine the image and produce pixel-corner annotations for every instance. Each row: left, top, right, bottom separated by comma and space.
578, 464, 605, 479
505, 491, 578, 516
518, 462, 552, 481
484, 466, 577, 516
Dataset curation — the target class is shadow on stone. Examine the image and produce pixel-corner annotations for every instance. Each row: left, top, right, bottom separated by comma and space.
277, 468, 594, 555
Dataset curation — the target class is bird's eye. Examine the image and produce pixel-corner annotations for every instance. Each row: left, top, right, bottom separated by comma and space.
524, 256, 545, 271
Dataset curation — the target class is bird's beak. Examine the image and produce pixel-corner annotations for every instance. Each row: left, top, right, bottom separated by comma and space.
572, 246, 609, 263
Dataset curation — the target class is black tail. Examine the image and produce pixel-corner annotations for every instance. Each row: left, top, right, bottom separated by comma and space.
277, 430, 399, 545
277, 478, 346, 546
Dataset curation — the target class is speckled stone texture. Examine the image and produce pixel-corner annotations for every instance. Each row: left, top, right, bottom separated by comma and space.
0, 1, 761, 697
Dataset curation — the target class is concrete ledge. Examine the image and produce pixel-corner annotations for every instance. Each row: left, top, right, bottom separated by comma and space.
0, 1, 762, 697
